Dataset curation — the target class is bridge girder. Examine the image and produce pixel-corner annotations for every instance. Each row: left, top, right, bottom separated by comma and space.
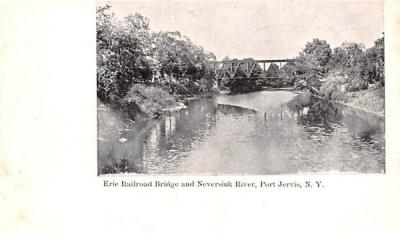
213, 59, 296, 80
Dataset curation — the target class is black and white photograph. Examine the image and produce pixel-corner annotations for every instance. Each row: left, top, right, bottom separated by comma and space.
4, 0, 400, 242
97, 0, 384, 175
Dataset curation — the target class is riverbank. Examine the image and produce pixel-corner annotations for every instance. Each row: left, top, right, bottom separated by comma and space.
341, 89, 384, 116
98, 83, 219, 135
97, 96, 188, 142
286, 86, 384, 118
98, 101, 126, 142
316, 71, 385, 116
262, 86, 296, 92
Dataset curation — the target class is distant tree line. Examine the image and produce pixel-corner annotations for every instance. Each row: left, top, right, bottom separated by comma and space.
289, 36, 384, 92
220, 35, 384, 93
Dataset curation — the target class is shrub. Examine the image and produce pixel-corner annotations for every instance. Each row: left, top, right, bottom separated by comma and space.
123, 84, 177, 118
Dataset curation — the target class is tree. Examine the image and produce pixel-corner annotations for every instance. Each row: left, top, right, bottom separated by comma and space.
360, 35, 384, 86
294, 39, 332, 87
279, 61, 297, 84
302, 38, 332, 67
151, 31, 216, 94
97, 6, 153, 104
331, 42, 365, 70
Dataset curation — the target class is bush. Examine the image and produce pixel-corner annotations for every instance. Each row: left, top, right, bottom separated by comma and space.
124, 84, 177, 118
226, 78, 263, 94
129, 85, 175, 105
347, 77, 368, 92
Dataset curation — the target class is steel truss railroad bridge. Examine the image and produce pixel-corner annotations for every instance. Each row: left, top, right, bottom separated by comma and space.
213, 59, 296, 80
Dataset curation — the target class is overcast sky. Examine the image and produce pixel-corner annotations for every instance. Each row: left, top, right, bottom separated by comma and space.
100, 0, 384, 60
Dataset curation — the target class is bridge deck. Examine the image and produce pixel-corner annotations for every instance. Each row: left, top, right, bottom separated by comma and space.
216, 76, 295, 79
214, 59, 295, 63
213, 58, 297, 80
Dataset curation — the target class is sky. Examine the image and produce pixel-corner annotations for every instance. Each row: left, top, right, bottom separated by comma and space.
100, 0, 384, 60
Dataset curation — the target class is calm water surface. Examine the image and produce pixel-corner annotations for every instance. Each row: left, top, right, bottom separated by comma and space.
98, 91, 384, 175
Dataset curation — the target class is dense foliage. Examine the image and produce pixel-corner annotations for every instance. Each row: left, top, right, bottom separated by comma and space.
289, 35, 384, 115
97, 5, 216, 116
97, 5, 384, 118
292, 36, 384, 92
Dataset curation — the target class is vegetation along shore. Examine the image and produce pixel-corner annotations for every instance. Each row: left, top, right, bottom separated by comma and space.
97, 5, 384, 121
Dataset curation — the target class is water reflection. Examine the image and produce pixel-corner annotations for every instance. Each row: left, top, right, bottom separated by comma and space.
98, 91, 385, 175
296, 100, 343, 131
287, 97, 384, 151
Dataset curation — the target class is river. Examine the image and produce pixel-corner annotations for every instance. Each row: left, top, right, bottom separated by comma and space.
98, 90, 385, 175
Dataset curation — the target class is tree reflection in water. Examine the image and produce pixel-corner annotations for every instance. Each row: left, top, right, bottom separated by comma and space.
288, 95, 384, 151
298, 100, 343, 132
102, 158, 144, 174
98, 91, 385, 175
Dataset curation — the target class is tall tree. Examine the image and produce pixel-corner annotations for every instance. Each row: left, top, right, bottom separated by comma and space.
295, 38, 332, 85
331, 42, 365, 70
360, 35, 384, 86
97, 6, 153, 103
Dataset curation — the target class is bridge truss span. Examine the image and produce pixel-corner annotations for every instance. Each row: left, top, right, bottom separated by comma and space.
213, 59, 296, 80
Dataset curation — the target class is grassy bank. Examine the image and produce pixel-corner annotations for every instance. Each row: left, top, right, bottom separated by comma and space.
100, 83, 219, 124
291, 82, 384, 116
123, 84, 180, 119
97, 101, 126, 141
317, 73, 385, 115
341, 89, 384, 116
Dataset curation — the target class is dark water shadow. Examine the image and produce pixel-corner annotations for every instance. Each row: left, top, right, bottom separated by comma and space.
287, 95, 385, 154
